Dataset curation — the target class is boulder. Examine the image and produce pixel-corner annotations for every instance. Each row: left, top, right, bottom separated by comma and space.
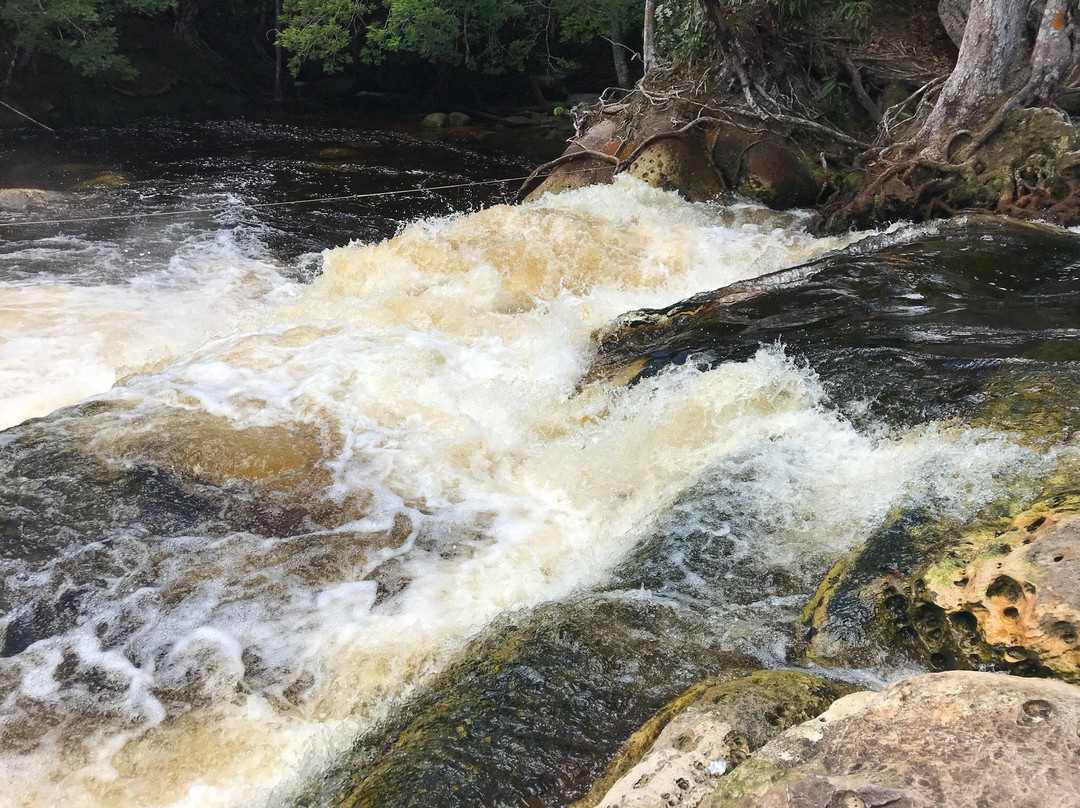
705, 671, 1080, 808
710, 129, 818, 209
421, 112, 448, 129
624, 137, 724, 203
446, 111, 472, 127
0, 188, 67, 212
572, 671, 856, 808
523, 115, 623, 201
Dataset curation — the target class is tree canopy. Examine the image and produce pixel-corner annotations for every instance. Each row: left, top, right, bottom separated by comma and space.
0, 0, 176, 81
277, 0, 648, 77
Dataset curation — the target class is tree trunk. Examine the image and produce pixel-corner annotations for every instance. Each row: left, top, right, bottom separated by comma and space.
1026, 0, 1073, 104
274, 0, 284, 101
643, 0, 658, 74
611, 11, 632, 89
916, 0, 1028, 153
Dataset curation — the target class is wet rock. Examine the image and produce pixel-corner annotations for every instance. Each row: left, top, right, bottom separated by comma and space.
587, 216, 1080, 427
803, 458, 1080, 681
625, 137, 724, 203
421, 113, 448, 129
446, 111, 472, 127
315, 595, 760, 808
572, 671, 855, 808
710, 130, 818, 209
319, 146, 366, 160
705, 671, 1080, 808
72, 171, 132, 190
0, 188, 67, 211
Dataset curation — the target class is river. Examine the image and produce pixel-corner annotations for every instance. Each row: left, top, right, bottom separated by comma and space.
0, 116, 1063, 807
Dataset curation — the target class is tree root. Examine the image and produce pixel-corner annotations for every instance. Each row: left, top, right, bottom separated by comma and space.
514, 148, 620, 202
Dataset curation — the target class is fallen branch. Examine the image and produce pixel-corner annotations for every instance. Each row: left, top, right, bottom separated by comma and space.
0, 99, 55, 133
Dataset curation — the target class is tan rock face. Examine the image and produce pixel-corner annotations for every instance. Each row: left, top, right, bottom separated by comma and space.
573, 672, 855, 808
624, 138, 724, 203
706, 671, 1080, 808
930, 509, 1080, 677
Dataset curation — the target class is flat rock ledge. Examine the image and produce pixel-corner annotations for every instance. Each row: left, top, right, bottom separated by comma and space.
706, 670, 1080, 808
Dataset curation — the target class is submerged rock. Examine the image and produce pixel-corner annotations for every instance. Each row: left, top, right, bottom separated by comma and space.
572, 671, 855, 808
588, 216, 1080, 428
706, 671, 1080, 808
0, 188, 67, 211
72, 171, 132, 189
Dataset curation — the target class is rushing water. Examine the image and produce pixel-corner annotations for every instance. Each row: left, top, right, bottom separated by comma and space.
0, 118, 1067, 808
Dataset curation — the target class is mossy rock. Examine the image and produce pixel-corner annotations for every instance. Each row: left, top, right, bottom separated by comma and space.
971, 366, 1080, 447
316, 595, 759, 808
571, 671, 856, 808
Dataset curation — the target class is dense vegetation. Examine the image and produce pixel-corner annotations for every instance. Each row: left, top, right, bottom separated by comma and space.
0, 0, 898, 109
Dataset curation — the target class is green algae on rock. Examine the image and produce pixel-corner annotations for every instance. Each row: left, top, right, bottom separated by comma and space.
571, 671, 856, 808
703, 671, 1080, 808
315, 595, 759, 808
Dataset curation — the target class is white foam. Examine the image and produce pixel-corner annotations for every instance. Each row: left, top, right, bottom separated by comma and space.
0, 228, 300, 430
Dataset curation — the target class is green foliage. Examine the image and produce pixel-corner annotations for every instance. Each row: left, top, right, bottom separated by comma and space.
556, 0, 642, 45
831, 0, 872, 38
363, 0, 533, 73
0, 0, 176, 79
278, 0, 371, 74
279, 0, 646, 76
654, 1, 711, 62
275, 0, 878, 78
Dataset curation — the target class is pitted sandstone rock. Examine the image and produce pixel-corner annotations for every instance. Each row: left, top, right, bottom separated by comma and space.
706, 671, 1080, 808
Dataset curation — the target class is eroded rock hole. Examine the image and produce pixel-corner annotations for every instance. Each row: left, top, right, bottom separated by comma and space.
949, 610, 979, 633
1049, 620, 1079, 645
986, 575, 1023, 602
1022, 699, 1054, 722
929, 649, 956, 670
